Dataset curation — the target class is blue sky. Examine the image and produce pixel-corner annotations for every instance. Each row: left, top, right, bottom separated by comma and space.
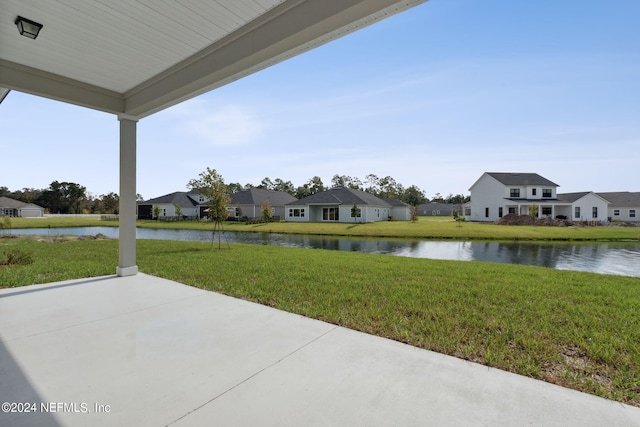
1, 0, 639, 200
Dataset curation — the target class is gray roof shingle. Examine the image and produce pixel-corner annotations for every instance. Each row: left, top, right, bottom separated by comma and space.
597, 192, 640, 207
487, 173, 559, 187
230, 188, 297, 206
139, 192, 199, 207
287, 187, 390, 206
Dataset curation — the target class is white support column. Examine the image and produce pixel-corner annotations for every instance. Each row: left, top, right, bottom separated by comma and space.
117, 115, 139, 276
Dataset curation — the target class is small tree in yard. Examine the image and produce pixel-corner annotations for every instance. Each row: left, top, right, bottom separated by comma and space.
188, 167, 231, 249
530, 203, 539, 218
351, 203, 361, 223
153, 205, 160, 220
409, 205, 418, 222
262, 200, 273, 222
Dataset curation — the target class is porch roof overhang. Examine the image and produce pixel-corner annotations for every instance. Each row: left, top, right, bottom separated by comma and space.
504, 198, 565, 204
1, 0, 428, 119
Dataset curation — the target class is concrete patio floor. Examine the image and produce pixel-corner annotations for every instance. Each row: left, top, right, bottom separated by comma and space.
1, 274, 639, 427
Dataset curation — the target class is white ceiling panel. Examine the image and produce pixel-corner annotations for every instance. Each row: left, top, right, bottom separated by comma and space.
0, 0, 428, 117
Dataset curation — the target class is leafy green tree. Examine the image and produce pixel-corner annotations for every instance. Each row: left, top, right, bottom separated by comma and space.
42, 181, 86, 214
258, 177, 274, 190
175, 205, 182, 218
378, 176, 403, 199
273, 178, 295, 195
332, 175, 363, 190
188, 167, 230, 223
350, 203, 360, 222
227, 183, 244, 194
410, 205, 419, 222
99, 192, 119, 214
188, 167, 231, 249
153, 205, 160, 220
307, 176, 325, 195
402, 185, 427, 206
262, 200, 273, 222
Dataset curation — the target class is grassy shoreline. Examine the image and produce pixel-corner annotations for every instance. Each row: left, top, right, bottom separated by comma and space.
1, 236, 639, 406
5, 216, 640, 241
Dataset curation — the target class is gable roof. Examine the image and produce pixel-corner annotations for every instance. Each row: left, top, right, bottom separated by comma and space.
230, 188, 297, 206
0, 196, 27, 209
597, 192, 640, 207
288, 187, 390, 207
383, 198, 409, 207
557, 192, 592, 203
486, 172, 559, 187
139, 192, 199, 208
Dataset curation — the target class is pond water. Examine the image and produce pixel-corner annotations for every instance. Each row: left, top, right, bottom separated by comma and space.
7, 227, 640, 277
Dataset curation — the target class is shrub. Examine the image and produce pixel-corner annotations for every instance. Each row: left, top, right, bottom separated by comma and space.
2, 249, 34, 266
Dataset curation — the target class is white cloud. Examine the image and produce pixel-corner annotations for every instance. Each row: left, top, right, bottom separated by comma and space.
169, 99, 268, 147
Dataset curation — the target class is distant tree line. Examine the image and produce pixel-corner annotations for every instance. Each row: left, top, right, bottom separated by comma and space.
228, 174, 469, 206
2, 173, 469, 214
0, 182, 143, 214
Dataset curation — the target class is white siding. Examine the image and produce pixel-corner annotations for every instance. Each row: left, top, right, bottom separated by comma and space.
608, 206, 640, 222
572, 194, 609, 222
467, 174, 507, 222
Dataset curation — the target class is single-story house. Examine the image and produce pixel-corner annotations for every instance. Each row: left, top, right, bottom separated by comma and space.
0, 196, 45, 217
598, 192, 640, 222
383, 198, 411, 221
417, 202, 456, 216
137, 191, 203, 219
227, 188, 298, 220
285, 186, 409, 223
465, 172, 608, 222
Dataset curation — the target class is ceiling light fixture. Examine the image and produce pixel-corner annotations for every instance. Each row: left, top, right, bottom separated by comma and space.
15, 16, 43, 39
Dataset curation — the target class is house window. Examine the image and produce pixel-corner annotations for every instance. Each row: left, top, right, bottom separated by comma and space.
464, 208, 471, 216
542, 207, 552, 216
630, 209, 636, 218
613, 210, 620, 216
289, 208, 305, 217
575, 207, 580, 218
592, 207, 598, 218
498, 207, 503, 217
510, 188, 520, 198
508, 207, 516, 214
532, 189, 537, 196
485, 208, 489, 218
542, 189, 552, 198
322, 207, 339, 221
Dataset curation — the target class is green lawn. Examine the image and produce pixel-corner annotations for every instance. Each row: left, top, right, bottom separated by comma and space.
6, 215, 640, 241
1, 236, 639, 407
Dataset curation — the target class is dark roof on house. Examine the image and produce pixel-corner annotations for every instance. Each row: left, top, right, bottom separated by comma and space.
0, 197, 44, 210
597, 192, 640, 207
139, 192, 199, 207
557, 192, 591, 203
0, 196, 27, 209
383, 198, 409, 207
287, 187, 390, 207
419, 202, 455, 210
487, 173, 559, 187
230, 188, 297, 206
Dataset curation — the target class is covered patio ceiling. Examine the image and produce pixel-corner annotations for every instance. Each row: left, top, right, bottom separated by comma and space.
1, 0, 428, 118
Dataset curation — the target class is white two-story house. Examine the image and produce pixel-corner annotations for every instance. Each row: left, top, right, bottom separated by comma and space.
465, 172, 608, 222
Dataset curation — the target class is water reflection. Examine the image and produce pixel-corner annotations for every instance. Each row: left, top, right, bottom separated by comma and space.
7, 227, 640, 277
